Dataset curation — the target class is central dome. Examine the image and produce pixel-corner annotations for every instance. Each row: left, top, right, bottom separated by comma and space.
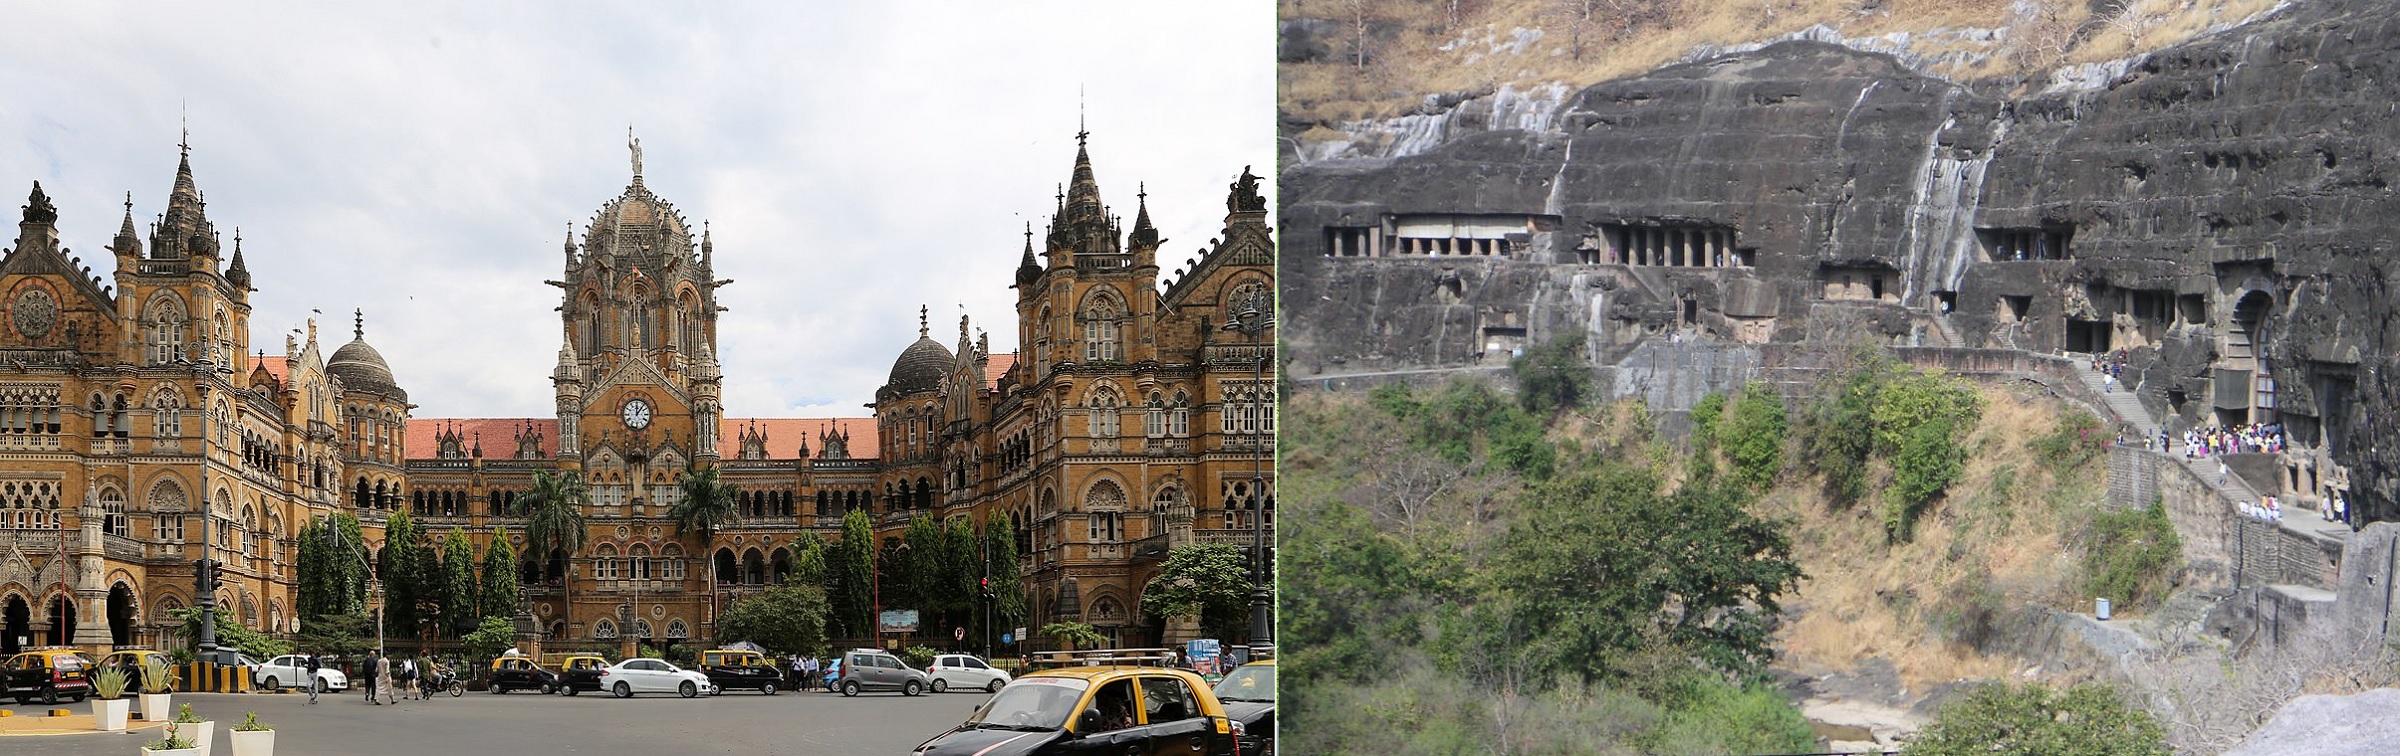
885, 336, 954, 397
328, 335, 406, 401
586, 180, 691, 249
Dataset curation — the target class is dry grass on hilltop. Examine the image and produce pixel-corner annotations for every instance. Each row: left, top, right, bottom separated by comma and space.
1281, 0, 2287, 130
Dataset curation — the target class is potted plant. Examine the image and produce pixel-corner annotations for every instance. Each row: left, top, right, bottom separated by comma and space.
89, 666, 131, 731
173, 703, 214, 756
228, 711, 274, 756
139, 656, 176, 721
142, 721, 201, 756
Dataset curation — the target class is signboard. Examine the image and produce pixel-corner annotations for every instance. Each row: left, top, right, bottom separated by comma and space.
1015, 626, 1028, 642
879, 609, 921, 634
954, 627, 966, 641
1186, 639, 1223, 678
1001, 632, 1014, 645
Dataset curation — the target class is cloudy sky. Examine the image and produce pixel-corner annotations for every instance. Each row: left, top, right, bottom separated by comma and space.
0, 3, 1272, 419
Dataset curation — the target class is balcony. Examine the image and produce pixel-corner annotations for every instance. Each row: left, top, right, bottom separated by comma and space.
1205, 343, 1273, 367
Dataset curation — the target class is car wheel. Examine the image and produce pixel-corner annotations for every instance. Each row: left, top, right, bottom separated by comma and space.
563, 685, 579, 697
760, 682, 777, 696
317, 678, 331, 693
841, 680, 859, 697
490, 683, 505, 694
613, 682, 633, 699
903, 679, 922, 697
539, 683, 555, 695
71, 691, 86, 703
42, 688, 58, 705
932, 678, 948, 694
263, 676, 280, 691
987, 679, 1005, 694
679, 681, 698, 698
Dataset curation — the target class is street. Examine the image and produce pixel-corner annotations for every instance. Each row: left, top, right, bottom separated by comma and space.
3, 686, 986, 755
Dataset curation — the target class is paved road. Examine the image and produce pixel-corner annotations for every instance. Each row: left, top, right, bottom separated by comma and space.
3, 686, 986, 755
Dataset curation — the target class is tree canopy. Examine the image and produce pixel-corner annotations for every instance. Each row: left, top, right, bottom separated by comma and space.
1142, 543, 1254, 642
715, 583, 830, 656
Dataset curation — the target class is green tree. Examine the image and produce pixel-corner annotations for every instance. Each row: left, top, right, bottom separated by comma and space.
1689, 392, 1727, 455
1142, 544, 1254, 642
1723, 382, 1789, 491
1499, 467, 1802, 683
670, 463, 740, 540
460, 615, 517, 668
170, 607, 291, 660
377, 509, 427, 639
1902, 683, 2168, 756
715, 583, 830, 656
294, 611, 373, 659
440, 527, 479, 636
787, 533, 827, 586
1512, 332, 1589, 416
900, 515, 945, 614
519, 469, 589, 581
479, 526, 520, 622
983, 511, 1026, 634
1041, 621, 1108, 650
828, 509, 877, 638
297, 513, 367, 620
1801, 349, 1892, 508
2081, 501, 2182, 610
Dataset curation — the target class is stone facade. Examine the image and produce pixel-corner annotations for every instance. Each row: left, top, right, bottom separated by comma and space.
0, 133, 1272, 656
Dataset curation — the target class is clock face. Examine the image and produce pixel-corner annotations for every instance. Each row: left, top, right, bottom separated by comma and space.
622, 398, 652, 430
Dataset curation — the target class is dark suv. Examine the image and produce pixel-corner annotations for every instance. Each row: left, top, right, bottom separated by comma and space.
833, 650, 928, 696
3, 649, 91, 705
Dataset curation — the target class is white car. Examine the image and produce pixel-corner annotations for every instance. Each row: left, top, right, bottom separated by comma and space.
598, 658, 717, 698
925, 653, 1011, 694
253, 654, 349, 692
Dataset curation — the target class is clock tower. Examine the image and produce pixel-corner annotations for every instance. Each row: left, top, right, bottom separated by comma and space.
551, 134, 725, 517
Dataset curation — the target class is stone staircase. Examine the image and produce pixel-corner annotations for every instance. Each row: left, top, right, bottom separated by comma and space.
2070, 357, 2159, 436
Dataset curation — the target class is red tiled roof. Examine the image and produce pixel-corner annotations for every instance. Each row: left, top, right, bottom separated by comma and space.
257, 356, 290, 383
985, 353, 1016, 390
402, 416, 879, 462
405, 418, 559, 460
722, 417, 879, 461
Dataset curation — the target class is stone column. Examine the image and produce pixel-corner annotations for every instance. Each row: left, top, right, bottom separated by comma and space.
74, 491, 112, 649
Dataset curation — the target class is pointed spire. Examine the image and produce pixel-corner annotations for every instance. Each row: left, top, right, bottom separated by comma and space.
353, 308, 364, 340
701, 219, 713, 266
563, 222, 577, 257
919, 304, 929, 339
1016, 221, 1042, 286
115, 192, 139, 252
1130, 182, 1159, 248
226, 228, 250, 289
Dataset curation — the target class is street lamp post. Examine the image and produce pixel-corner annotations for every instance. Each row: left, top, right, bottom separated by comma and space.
321, 518, 384, 657
178, 339, 235, 664
1221, 288, 1275, 658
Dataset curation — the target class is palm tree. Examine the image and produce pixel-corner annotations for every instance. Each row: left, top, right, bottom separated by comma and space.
670, 463, 740, 541
519, 469, 589, 587
671, 463, 741, 627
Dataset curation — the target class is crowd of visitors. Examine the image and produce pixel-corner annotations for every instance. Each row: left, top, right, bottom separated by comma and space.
2181, 423, 2284, 458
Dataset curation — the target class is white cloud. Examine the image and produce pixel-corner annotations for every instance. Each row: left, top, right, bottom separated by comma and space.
0, 1, 1272, 418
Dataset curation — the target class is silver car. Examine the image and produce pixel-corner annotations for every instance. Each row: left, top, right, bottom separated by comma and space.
834, 650, 928, 696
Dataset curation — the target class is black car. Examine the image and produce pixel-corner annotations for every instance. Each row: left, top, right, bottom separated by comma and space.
2, 649, 91, 705
697, 649, 782, 695
487, 656, 557, 694
554, 654, 609, 696
1213, 660, 1276, 756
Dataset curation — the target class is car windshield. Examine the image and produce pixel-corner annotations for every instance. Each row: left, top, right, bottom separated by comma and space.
1214, 665, 1275, 702
963, 677, 1091, 730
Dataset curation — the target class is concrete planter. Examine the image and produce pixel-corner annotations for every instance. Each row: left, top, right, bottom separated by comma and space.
91, 698, 130, 730
177, 720, 215, 756
138, 693, 173, 721
228, 730, 274, 756
140, 747, 201, 756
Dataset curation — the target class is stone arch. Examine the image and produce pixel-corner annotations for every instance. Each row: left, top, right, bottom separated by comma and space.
742, 548, 766, 585
665, 618, 689, 639
1083, 478, 1127, 511
1, 590, 30, 654
714, 547, 737, 585
594, 618, 618, 639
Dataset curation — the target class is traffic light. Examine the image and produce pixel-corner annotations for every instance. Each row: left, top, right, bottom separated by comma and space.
193, 558, 216, 593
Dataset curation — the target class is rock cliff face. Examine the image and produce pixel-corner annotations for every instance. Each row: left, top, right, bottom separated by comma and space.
1281, 0, 2400, 521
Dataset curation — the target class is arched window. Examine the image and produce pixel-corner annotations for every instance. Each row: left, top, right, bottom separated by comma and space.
665, 619, 689, 639
152, 390, 182, 439
1081, 290, 1123, 362
629, 543, 651, 580
1170, 391, 1191, 437
1086, 387, 1120, 440
145, 294, 186, 366
100, 486, 128, 537
594, 618, 618, 639
1085, 480, 1126, 542
150, 480, 187, 542
661, 542, 687, 581
1145, 393, 1166, 438
595, 543, 620, 580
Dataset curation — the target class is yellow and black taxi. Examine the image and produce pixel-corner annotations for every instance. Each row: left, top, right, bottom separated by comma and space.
553, 654, 611, 696
697, 648, 782, 695
911, 666, 1237, 756
1212, 659, 1276, 756
487, 655, 557, 695
3, 647, 93, 705
94, 648, 176, 693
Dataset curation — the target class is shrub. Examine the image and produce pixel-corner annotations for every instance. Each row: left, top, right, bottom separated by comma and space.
1722, 384, 1788, 491
1512, 332, 1589, 415
1903, 682, 2168, 755
2032, 410, 2108, 474
1644, 678, 1817, 756
1689, 392, 1727, 454
2081, 501, 2182, 610
901, 645, 937, 669
234, 711, 272, 732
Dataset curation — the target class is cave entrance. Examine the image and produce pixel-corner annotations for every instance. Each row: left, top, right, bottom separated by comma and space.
2066, 319, 2111, 353
2227, 291, 2272, 370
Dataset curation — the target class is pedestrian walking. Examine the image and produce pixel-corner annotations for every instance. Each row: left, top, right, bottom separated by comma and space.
364, 651, 381, 704
375, 653, 395, 704
2219, 460, 2231, 487
399, 656, 417, 700
305, 653, 321, 704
